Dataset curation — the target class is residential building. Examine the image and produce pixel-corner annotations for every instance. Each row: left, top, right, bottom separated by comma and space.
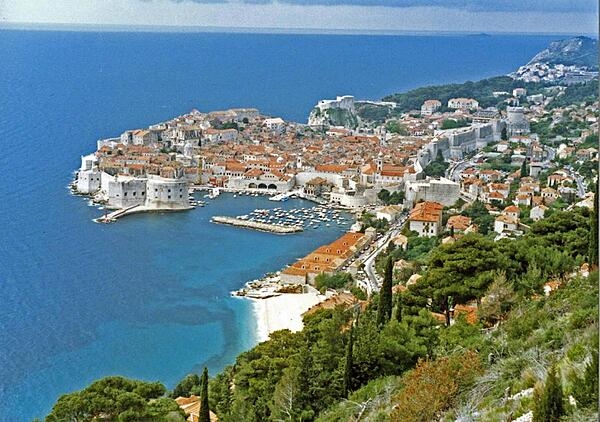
408, 201, 443, 237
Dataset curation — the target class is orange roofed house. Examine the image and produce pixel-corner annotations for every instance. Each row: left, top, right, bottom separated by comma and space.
408, 201, 443, 237
175, 396, 218, 422
280, 231, 375, 285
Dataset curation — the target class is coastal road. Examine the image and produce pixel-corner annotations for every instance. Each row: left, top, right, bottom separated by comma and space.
573, 171, 587, 198
360, 214, 408, 295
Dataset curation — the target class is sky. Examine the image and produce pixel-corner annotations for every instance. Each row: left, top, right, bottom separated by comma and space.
1, 0, 598, 34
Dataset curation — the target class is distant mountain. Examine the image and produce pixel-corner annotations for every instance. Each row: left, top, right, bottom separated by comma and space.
528, 36, 598, 69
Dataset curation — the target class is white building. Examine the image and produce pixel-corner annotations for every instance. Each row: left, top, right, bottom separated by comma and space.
202, 128, 238, 144
231, 108, 259, 123
421, 99, 441, 115
408, 201, 443, 237
530, 205, 549, 221
447, 98, 479, 110
263, 118, 286, 134
106, 175, 148, 209
405, 177, 460, 208
376, 205, 403, 222
494, 214, 519, 235
145, 176, 190, 209
316, 95, 355, 112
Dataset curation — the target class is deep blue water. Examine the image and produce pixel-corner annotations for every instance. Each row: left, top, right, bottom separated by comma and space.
0, 29, 562, 420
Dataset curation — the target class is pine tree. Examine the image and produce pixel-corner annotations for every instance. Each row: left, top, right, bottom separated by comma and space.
342, 326, 354, 397
533, 365, 564, 422
199, 367, 210, 422
589, 178, 598, 266
377, 257, 393, 326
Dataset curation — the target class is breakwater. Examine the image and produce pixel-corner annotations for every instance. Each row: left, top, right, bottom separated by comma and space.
212, 216, 303, 233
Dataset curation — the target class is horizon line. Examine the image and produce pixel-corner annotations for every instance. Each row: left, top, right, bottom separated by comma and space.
1, 22, 597, 38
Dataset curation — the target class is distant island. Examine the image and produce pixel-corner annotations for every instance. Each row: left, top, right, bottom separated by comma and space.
54, 35, 599, 422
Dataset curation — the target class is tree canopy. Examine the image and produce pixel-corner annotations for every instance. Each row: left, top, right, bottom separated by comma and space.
46, 377, 184, 422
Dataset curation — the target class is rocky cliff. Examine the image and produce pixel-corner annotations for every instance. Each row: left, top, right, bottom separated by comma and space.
528, 36, 598, 69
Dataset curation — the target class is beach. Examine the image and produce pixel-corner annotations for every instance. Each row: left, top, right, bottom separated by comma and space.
250, 290, 327, 342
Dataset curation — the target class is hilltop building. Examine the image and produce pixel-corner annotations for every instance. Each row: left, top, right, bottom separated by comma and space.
447, 98, 479, 110
421, 99, 442, 115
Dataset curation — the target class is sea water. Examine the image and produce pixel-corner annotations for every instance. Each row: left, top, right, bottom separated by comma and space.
0, 29, 561, 420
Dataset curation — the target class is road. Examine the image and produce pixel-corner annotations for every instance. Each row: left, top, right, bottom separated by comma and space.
358, 213, 408, 295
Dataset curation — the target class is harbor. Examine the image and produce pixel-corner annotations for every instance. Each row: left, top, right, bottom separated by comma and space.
232, 205, 350, 229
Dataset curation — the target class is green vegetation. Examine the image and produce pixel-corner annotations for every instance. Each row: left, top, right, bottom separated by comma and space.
355, 103, 391, 123
200, 367, 210, 422
461, 199, 494, 235
547, 79, 599, 109
314, 272, 353, 293
480, 153, 517, 172
589, 181, 599, 265
46, 208, 598, 422
423, 149, 449, 178
46, 377, 184, 421
383, 76, 544, 112
360, 211, 390, 233
377, 257, 393, 326
533, 365, 564, 422
377, 188, 404, 205
385, 120, 408, 135
440, 118, 470, 130
172, 374, 201, 398
408, 233, 506, 326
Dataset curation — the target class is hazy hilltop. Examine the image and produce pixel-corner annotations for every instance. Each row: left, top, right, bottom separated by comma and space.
528, 36, 599, 69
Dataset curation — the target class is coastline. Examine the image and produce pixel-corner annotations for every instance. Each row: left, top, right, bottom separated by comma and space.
248, 289, 327, 343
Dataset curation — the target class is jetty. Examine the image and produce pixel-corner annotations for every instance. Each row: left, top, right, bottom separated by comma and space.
211, 216, 303, 233
94, 204, 193, 223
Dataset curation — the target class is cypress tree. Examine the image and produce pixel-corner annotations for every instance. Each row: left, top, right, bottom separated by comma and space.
573, 350, 599, 407
377, 257, 393, 326
533, 365, 564, 422
501, 126, 508, 141
199, 367, 210, 422
589, 178, 598, 266
394, 293, 403, 323
342, 326, 354, 397
520, 159, 528, 177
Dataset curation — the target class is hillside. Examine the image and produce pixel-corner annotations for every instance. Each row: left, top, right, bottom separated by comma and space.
382, 76, 544, 113
528, 36, 599, 69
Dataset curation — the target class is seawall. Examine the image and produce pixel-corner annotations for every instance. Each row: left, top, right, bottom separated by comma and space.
211, 216, 303, 234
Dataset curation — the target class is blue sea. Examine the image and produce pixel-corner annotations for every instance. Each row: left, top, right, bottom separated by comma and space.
0, 29, 562, 420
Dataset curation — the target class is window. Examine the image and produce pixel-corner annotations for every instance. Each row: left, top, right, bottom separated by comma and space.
124, 192, 127, 196
133, 192, 136, 196
168, 195, 171, 199
168, 189, 171, 193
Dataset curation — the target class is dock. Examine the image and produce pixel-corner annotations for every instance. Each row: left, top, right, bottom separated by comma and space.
211, 216, 303, 234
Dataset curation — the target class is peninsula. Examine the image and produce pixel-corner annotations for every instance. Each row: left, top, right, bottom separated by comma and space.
53, 35, 599, 422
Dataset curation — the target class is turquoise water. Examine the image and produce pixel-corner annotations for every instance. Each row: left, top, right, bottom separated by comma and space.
0, 29, 562, 420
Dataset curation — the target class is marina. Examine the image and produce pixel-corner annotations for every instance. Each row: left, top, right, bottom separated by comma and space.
234, 205, 350, 230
